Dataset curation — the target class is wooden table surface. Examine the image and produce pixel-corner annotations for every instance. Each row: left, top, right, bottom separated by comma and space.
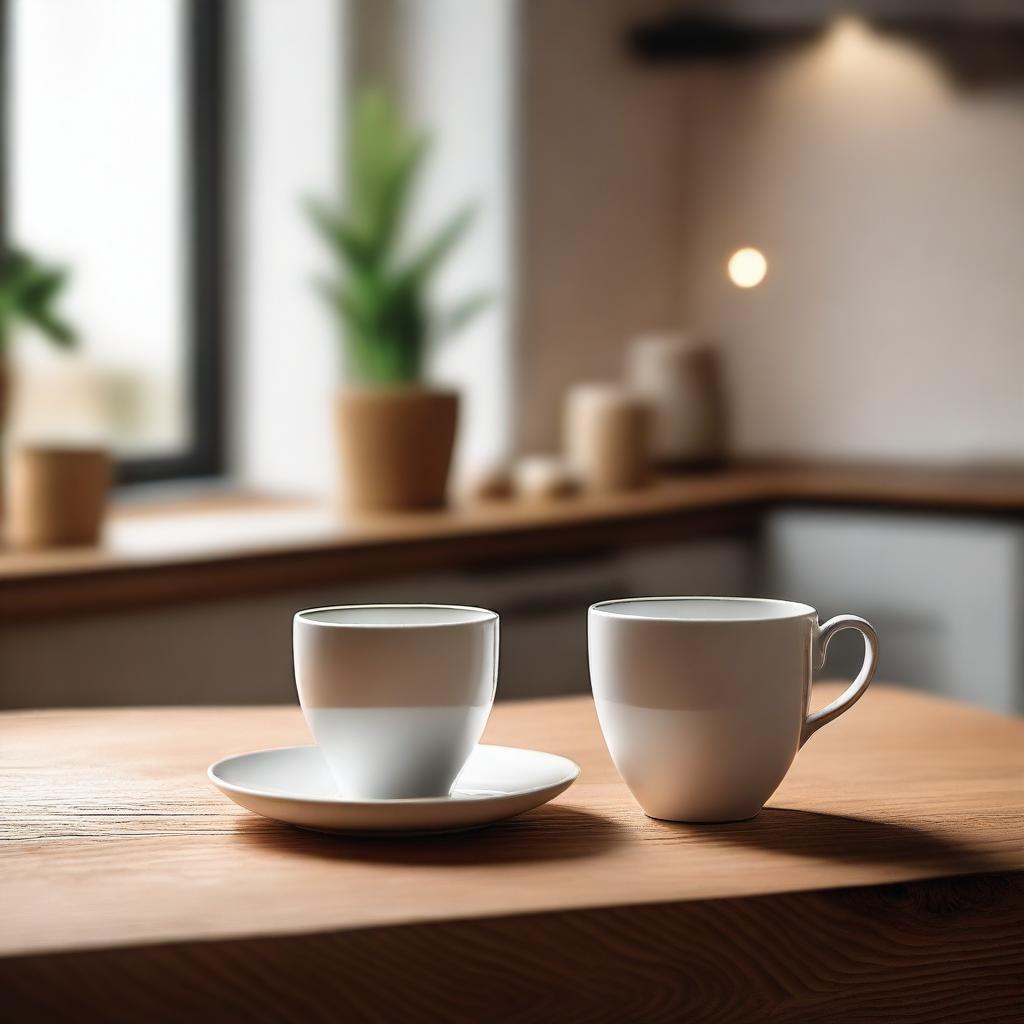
3, 685, 1023, 1022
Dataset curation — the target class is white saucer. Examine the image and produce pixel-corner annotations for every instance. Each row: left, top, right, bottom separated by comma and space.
208, 744, 580, 834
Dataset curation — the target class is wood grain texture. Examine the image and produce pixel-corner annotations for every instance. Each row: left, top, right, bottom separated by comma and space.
3, 874, 1022, 1023
2, 683, 1023, 1024
3, 460, 1024, 620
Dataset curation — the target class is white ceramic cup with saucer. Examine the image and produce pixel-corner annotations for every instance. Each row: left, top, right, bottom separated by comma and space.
589, 596, 878, 822
293, 604, 498, 799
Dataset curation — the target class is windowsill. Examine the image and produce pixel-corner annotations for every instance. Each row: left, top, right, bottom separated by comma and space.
3, 460, 1024, 621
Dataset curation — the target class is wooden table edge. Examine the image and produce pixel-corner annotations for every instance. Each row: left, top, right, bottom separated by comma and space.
2, 872, 1021, 1022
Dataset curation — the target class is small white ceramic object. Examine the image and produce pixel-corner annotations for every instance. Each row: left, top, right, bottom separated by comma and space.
512, 454, 578, 500
589, 596, 878, 823
293, 604, 498, 800
463, 463, 514, 502
208, 744, 580, 834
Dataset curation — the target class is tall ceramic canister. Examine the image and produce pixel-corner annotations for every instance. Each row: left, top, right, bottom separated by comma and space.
626, 332, 726, 468
564, 383, 651, 493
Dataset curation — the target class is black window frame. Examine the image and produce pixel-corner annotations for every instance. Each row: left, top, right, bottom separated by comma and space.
0, 0, 228, 485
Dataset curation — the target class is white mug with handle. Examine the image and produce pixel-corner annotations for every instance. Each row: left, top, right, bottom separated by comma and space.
588, 597, 878, 822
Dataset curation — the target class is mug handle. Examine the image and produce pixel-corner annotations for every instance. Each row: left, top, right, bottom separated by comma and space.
800, 614, 879, 747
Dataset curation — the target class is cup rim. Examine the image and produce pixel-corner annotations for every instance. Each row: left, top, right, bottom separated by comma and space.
294, 603, 498, 629
589, 596, 816, 623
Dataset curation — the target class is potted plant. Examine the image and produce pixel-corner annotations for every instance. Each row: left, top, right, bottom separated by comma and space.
306, 91, 490, 512
0, 247, 78, 512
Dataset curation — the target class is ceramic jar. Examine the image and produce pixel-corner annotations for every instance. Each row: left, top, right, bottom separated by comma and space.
625, 333, 725, 467
564, 383, 651, 493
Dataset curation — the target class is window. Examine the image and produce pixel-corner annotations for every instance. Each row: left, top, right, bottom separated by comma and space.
2, 0, 225, 482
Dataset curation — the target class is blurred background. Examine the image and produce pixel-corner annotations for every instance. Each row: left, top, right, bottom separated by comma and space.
1, 0, 1023, 713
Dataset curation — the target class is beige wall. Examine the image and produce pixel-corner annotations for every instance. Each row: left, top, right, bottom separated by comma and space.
676, 18, 1024, 463
517, 12, 1024, 463
516, 0, 683, 452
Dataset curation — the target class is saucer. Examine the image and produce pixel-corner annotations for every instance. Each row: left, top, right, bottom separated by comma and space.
208, 744, 580, 834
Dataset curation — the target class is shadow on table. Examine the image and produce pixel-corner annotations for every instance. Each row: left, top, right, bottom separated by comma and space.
667, 807, 1012, 874
232, 803, 626, 865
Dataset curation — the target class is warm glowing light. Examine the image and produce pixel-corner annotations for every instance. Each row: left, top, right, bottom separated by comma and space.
727, 247, 767, 288
810, 12, 945, 97
823, 15, 877, 69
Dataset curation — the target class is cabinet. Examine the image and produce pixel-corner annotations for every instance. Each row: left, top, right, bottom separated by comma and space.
763, 507, 1023, 713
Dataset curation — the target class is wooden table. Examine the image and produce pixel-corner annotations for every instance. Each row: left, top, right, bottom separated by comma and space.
3, 685, 1023, 1022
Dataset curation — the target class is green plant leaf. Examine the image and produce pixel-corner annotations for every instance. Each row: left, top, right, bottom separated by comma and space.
366, 133, 428, 263
349, 92, 406, 235
305, 89, 485, 384
313, 274, 369, 335
24, 309, 76, 348
434, 290, 493, 341
399, 203, 477, 289
304, 196, 375, 270
0, 247, 78, 350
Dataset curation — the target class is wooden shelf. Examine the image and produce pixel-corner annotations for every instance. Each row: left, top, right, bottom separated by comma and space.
3, 461, 1024, 621
2, 685, 1022, 1020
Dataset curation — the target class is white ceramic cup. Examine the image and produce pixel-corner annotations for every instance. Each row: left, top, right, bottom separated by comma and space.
293, 604, 499, 799
589, 597, 878, 822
